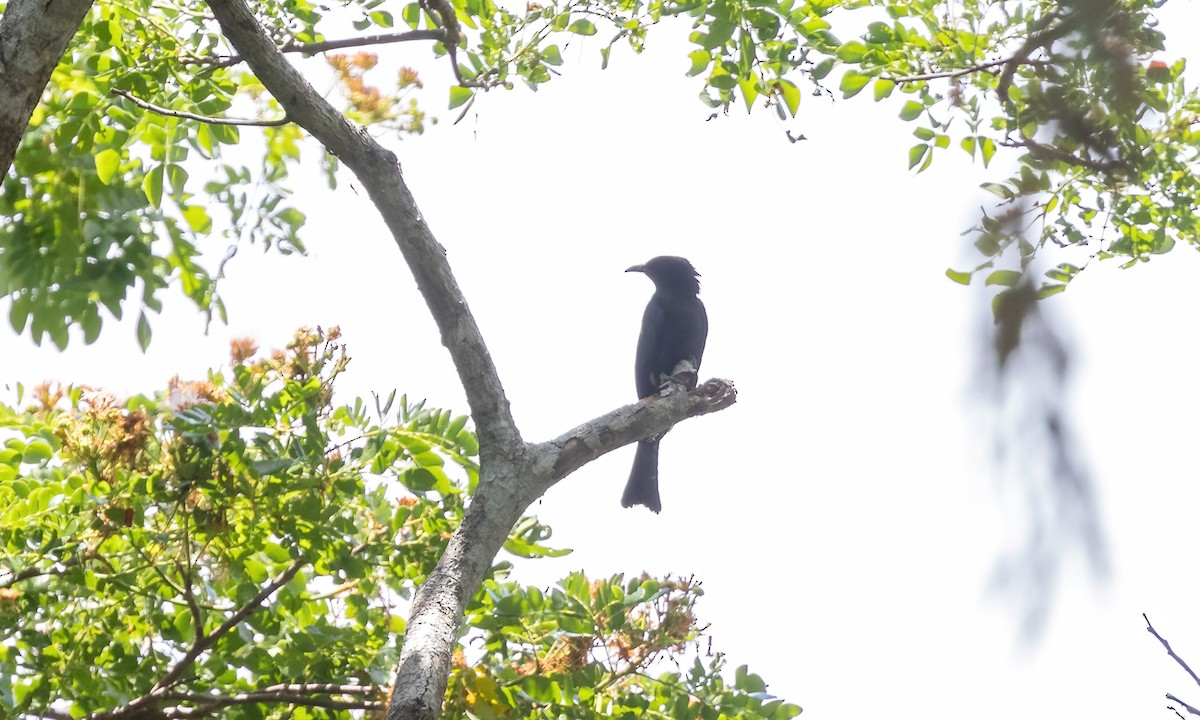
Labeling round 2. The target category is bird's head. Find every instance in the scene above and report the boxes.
[626,256,701,295]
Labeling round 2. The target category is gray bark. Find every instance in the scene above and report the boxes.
[201,2,739,718]
[0,0,95,177]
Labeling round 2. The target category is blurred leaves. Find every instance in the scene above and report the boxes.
[966,207,1108,637]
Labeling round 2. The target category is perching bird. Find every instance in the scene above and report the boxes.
[623,256,708,513]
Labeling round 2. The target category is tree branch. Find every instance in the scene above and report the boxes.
[1146,614,1200,688]
[995,13,1071,103]
[540,378,737,488]
[151,558,306,693]
[110,88,290,126]
[77,559,307,720]
[159,687,383,716]
[193,30,446,70]
[204,0,520,458]
[0,0,95,176]
[387,378,736,720]
[890,57,1012,84]
[200,5,737,720]
[0,553,82,589]
[1168,694,1200,718]
[999,137,1124,175]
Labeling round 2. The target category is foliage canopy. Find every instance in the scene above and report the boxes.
[0,329,795,719]
[2,0,1197,348]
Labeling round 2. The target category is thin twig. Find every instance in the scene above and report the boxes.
[159,688,382,715]
[193,29,447,70]
[110,88,290,127]
[0,553,81,589]
[282,30,445,56]
[1147,614,1200,688]
[1168,694,1200,718]
[176,560,204,642]
[891,57,1011,83]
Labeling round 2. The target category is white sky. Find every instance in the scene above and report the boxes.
[8,4,1200,718]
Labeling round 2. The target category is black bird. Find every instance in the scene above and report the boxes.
[623,256,708,513]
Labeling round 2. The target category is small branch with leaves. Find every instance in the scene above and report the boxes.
[110,88,290,126]
[75,559,307,720]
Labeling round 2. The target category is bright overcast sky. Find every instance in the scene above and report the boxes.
[8,4,1200,718]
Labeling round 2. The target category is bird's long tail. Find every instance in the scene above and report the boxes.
[622,440,661,513]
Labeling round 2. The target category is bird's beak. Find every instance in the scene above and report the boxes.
[626,264,646,273]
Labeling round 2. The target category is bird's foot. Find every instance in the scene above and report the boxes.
[658,359,699,393]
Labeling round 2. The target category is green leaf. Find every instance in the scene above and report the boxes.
[136,311,152,351]
[401,2,421,28]
[710,74,737,90]
[541,44,563,66]
[979,137,996,166]
[244,558,268,583]
[835,41,867,62]
[369,10,393,27]
[839,70,870,98]
[738,77,758,112]
[567,18,596,35]
[899,100,923,121]
[873,78,895,101]
[981,182,1013,199]
[1037,283,1067,298]
[945,268,972,285]
[182,206,212,233]
[687,49,712,76]
[738,29,755,75]
[907,144,928,170]
[985,269,1022,287]
[776,79,800,117]
[143,164,164,208]
[449,86,473,109]
[22,440,53,464]
[166,164,188,195]
[812,58,837,80]
[95,148,121,185]
[9,294,31,334]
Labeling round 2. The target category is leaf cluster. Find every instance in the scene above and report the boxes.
[0,328,795,720]
[448,572,801,719]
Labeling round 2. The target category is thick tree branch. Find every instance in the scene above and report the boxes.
[539,378,737,488]
[110,88,290,126]
[201,5,736,720]
[388,379,736,720]
[205,0,520,458]
[0,0,95,176]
